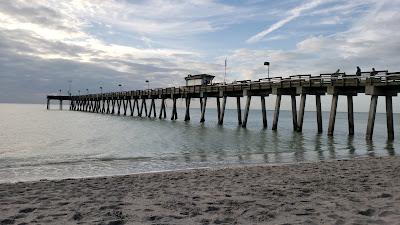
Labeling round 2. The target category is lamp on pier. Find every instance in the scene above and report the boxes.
[59,89,62,95]
[264,61,270,79]
[145,80,149,90]
[68,80,72,96]
[86,88,89,95]
[100,86,103,94]
[118,84,122,92]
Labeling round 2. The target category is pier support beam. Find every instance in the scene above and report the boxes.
[386,96,394,140]
[117,99,122,115]
[316,95,323,133]
[111,99,115,114]
[261,96,267,128]
[59,100,63,110]
[347,96,354,135]
[242,96,251,128]
[236,97,242,125]
[148,98,156,118]
[128,99,133,116]
[159,99,166,119]
[297,94,306,132]
[171,98,178,120]
[200,97,207,123]
[217,97,221,122]
[139,99,147,117]
[101,99,105,113]
[328,94,339,136]
[106,100,110,114]
[152,98,156,118]
[218,96,227,125]
[184,97,191,121]
[47,99,50,110]
[272,95,281,130]
[366,95,378,140]
[135,99,140,116]
[291,95,298,131]
[123,99,128,116]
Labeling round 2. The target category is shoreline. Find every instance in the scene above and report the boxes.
[1,156,399,224]
[1,155,376,185]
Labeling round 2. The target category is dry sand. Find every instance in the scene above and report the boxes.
[1,156,400,225]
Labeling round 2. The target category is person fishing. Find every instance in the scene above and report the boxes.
[370,68,378,76]
[356,66,361,77]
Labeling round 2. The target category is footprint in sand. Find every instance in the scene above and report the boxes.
[19,207,36,213]
[358,208,375,216]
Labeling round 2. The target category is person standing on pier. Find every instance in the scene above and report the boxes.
[356,66,361,77]
[370,68,378,76]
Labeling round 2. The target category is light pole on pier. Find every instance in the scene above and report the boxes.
[145,80,149,90]
[100,86,103,94]
[118,84,122,92]
[78,90,80,95]
[86,89,89,95]
[59,89,62,95]
[68,80,72,96]
[264,61,270,79]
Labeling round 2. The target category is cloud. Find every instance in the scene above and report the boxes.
[246,0,324,43]
[0,0,399,108]
[224,0,400,89]
[0,0,234,102]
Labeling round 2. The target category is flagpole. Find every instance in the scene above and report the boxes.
[224,58,227,84]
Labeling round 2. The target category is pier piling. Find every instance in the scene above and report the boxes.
[291,95,298,131]
[386,96,394,140]
[200,97,207,123]
[218,96,227,125]
[242,95,251,128]
[185,97,191,121]
[347,96,354,135]
[236,97,242,125]
[316,95,323,133]
[297,94,306,132]
[171,98,178,120]
[272,95,281,130]
[217,97,221,122]
[328,94,338,136]
[366,95,378,140]
[261,96,267,128]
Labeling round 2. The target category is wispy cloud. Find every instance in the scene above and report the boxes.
[246,0,323,43]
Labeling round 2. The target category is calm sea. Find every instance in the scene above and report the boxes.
[0,103,398,183]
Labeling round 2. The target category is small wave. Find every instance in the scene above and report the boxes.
[0,156,154,169]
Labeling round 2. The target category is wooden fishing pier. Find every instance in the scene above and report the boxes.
[47,70,400,140]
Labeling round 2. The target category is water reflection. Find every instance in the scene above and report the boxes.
[347,136,356,156]
[366,140,375,157]
[291,132,305,162]
[314,134,324,160]
[327,136,336,159]
[385,141,395,156]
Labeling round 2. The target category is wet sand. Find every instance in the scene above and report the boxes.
[1,156,400,225]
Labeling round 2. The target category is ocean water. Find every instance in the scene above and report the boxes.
[0,103,398,183]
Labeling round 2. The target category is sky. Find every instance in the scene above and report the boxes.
[0,0,400,111]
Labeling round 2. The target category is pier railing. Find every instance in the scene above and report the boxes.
[47,71,400,140]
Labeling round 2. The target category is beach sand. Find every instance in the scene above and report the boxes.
[1,156,400,225]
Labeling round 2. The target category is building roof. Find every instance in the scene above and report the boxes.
[185,74,215,80]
